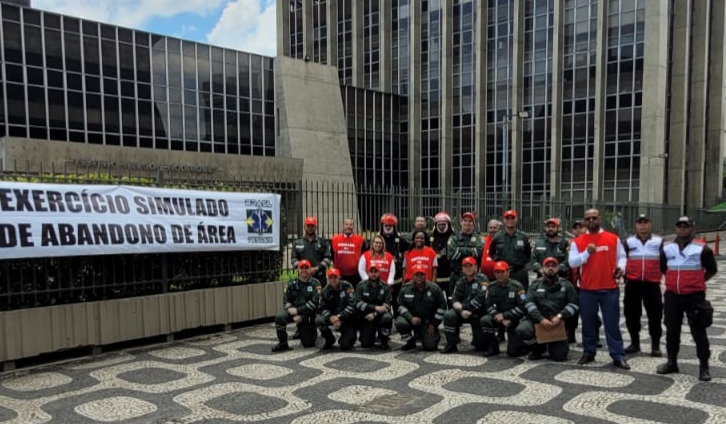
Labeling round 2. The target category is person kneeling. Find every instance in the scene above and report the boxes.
[316,268,358,351]
[272,260,322,352]
[480,261,527,357]
[395,264,448,351]
[516,257,579,361]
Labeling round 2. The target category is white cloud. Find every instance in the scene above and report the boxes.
[32,0,227,29]
[206,0,277,57]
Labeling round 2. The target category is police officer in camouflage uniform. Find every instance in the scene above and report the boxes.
[480,261,527,357]
[272,260,322,352]
[447,212,484,294]
[490,210,532,290]
[316,268,358,351]
[395,263,448,351]
[517,257,580,361]
[441,257,489,353]
[292,216,333,286]
[531,218,570,278]
[355,263,393,350]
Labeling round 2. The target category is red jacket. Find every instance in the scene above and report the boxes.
[569,230,625,291]
[663,239,707,294]
[404,246,438,282]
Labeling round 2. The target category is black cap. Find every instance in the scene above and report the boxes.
[675,216,694,227]
[636,214,650,222]
[571,220,582,228]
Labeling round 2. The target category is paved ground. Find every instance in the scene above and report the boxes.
[1,266,725,424]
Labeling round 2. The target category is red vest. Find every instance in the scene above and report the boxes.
[624,235,663,283]
[663,239,707,294]
[574,230,620,290]
[404,247,438,281]
[362,251,394,284]
[331,233,365,275]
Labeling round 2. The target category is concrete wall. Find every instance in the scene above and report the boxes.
[0,137,304,183]
[0,281,285,364]
[274,56,358,228]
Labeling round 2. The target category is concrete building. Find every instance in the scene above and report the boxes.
[277,0,726,213]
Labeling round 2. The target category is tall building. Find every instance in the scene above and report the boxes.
[278,0,726,212]
[0,2,276,157]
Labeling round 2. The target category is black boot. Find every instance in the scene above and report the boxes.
[440,342,458,354]
[624,342,641,354]
[320,331,336,351]
[699,355,711,381]
[292,328,301,339]
[656,360,679,375]
[650,341,662,357]
[272,330,290,352]
[379,337,390,350]
[527,344,546,360]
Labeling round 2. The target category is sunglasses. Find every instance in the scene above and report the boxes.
[299,266,310,269]
[583,217,599,221]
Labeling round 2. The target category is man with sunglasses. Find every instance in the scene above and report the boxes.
[569,209,629,370]
[272,260,322,352]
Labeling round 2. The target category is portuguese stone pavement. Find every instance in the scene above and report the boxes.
[1,263,725,424]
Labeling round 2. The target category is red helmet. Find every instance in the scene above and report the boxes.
[434,212,451,223]
[381,213,398,226]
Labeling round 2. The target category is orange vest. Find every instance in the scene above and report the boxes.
[404,247,438,281]
[624,235,663,283]
[331,233,365,275]
[574,231,620,290]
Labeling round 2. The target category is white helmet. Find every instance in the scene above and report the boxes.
[434,212,451,223]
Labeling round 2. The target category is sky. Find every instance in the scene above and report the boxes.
[31,0,277,57]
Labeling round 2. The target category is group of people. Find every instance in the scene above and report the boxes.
[276,208,718,382]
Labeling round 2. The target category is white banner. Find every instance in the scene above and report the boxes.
[0,181,281,259]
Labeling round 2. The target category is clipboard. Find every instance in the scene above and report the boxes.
[535,322,567,343]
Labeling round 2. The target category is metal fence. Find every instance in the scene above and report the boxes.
[1,163,723,311]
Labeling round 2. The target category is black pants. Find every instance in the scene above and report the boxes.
[664,291,710,361]
[275,312,317,347]
[358,313,393,347]
[510,268,530,292]
[623,280,663,344]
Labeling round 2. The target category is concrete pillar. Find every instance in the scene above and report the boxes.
[687,0,710,210]
[510,0,525,205]
[302,0,314,59]
[667,0,691,211]
[640,0,670,204]
[276,0,290,57]
[549,0,564,199]
[591,0,609,200]
[408,1,422,205]
[327,0,338,66]
[474,1,488,196]
[441,0,453,207]
[351,0,364,86]
[705,0,726,208]
[380,0,392,92]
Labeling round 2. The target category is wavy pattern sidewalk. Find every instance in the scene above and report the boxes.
[1,262,725,424]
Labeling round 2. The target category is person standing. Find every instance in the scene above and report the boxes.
[447,212,484,293]
[395,264,448,351]
[414,216,431,246]
[622,214,664,357]
[480,261,528,357]
[379,213,411,310]
[272,260,322,352]
[355,263,394,350]
[568,208,630,370]
[403,230,438,282]
[517,257,579,361]
[316,268,358,351]
[480,219,502,280]
[292,216,332,286]
[531,218,569,278]
[490,210,532,291]
[358,235,396,287]
[430,212,454,293]
[331,218,368,288]
[441,257,489,353]
[657,217,718,381]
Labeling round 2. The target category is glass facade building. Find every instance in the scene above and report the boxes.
[278,0,726,211]
[0,2,276,157]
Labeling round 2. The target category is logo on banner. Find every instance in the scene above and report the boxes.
[246,208,274,235]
